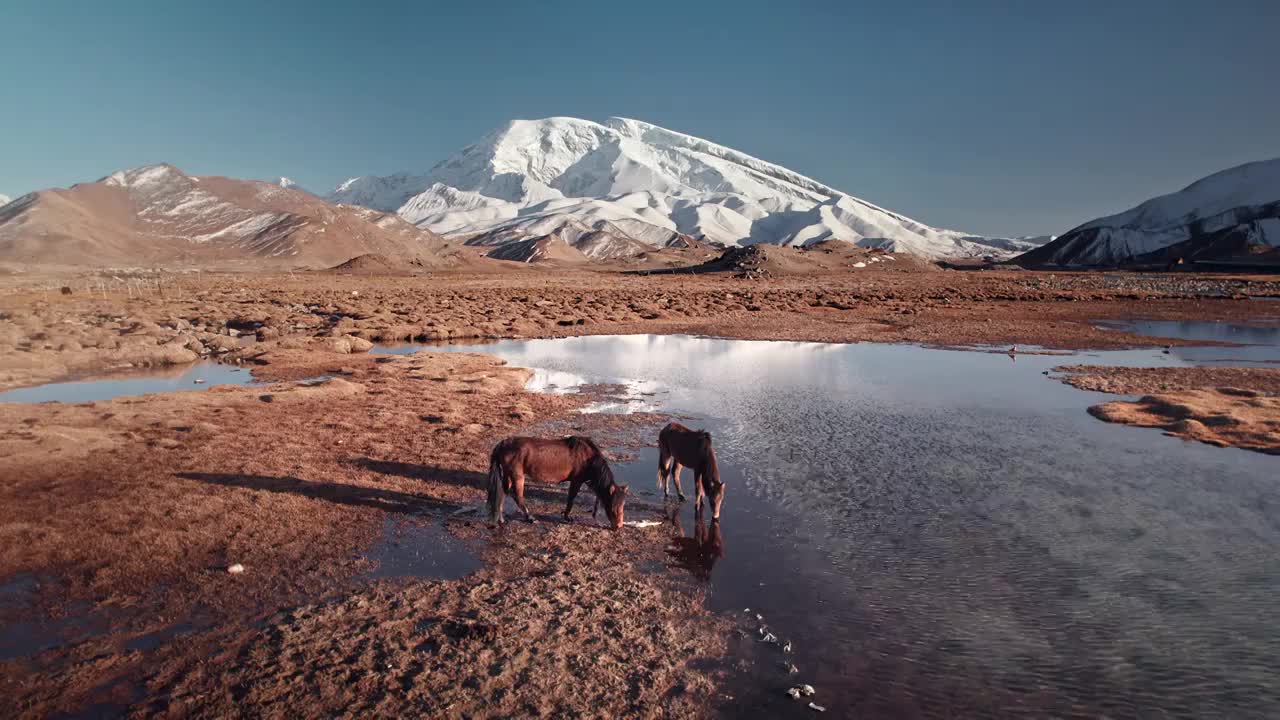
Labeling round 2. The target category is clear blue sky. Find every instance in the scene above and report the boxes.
[2,0,1277,236]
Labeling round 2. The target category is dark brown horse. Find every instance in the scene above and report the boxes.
[657,422,725,519]
[487,436,628,529]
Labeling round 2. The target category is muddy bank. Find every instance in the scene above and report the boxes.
[1054,365,1280,454]
[3,270,1280,391]
[0,348,724,718]
[136,521,729,718]
[1055,365,1280,395]
[1088,389,1280,455]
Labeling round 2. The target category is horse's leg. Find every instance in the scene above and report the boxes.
[694,468,707,515]
[564,476,584,521]
[491,464,506,526]
[672,462,686,501]
[657,445,671,497]
[512,468,537,524]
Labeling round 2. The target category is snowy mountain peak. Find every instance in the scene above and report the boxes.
[0,194,10,208]
[1019,158,1280,267]
[329,116,1045,259]
[277,177,298,189]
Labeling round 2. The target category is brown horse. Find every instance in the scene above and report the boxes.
[487,436,628,529]
[657,422,725,519]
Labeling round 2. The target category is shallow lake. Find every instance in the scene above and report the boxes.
[0,363,257,404]
[432,335,1279,719]
[1095,319,1280,365]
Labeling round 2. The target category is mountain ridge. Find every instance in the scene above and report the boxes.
[0,164,455,269]
[1017,158,1280,267]
[329,116,1047,260]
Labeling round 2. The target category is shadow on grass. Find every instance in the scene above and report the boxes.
[176,472,464,515]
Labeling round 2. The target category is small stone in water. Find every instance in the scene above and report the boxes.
[193,378,206,384]
[227,563,245,574]
[786,662,799,674]
[761,632,778,643]
[801,684,816,696]
[755,613,763,621]
[782,640,793,653]
[808,702,826,712]
[787,688,802,700]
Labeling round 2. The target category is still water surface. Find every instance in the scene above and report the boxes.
[433,335,1279,719]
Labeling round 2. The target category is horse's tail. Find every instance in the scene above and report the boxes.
[487,442,507,524]
[657,433,671,492]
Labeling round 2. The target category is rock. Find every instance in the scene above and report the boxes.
[808,702,826,712]
[204,335,241,354]
[256,327,280,341]
[787,688,802,700]
[801,684,816,696]
[227,563,245,574]
[323,337,353,354]
[346,335,374,353]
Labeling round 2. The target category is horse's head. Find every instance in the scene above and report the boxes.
[703,444,726,520]
[706,479,725,520]
[586,454,628,529]
[607,483,629,530]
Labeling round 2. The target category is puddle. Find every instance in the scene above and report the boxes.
[436,334,1280,719]
[1096,319,1280,364]
[374,341,661,413]
[363,516,481,581]
[0,363,258,404]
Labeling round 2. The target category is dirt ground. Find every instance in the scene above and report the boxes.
[0,349,726,718]
[2,267,1279,718]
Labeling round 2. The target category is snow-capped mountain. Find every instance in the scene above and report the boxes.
[1018,159,1280,267]
[0,164,451,268]
[0,194,10,207]
[330,117,1042,260]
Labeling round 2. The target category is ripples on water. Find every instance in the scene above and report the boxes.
[426,336,1280,718]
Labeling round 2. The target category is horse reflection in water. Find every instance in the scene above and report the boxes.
[666,503,724,580]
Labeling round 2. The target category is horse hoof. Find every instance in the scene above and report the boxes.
[677,495,686,502]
